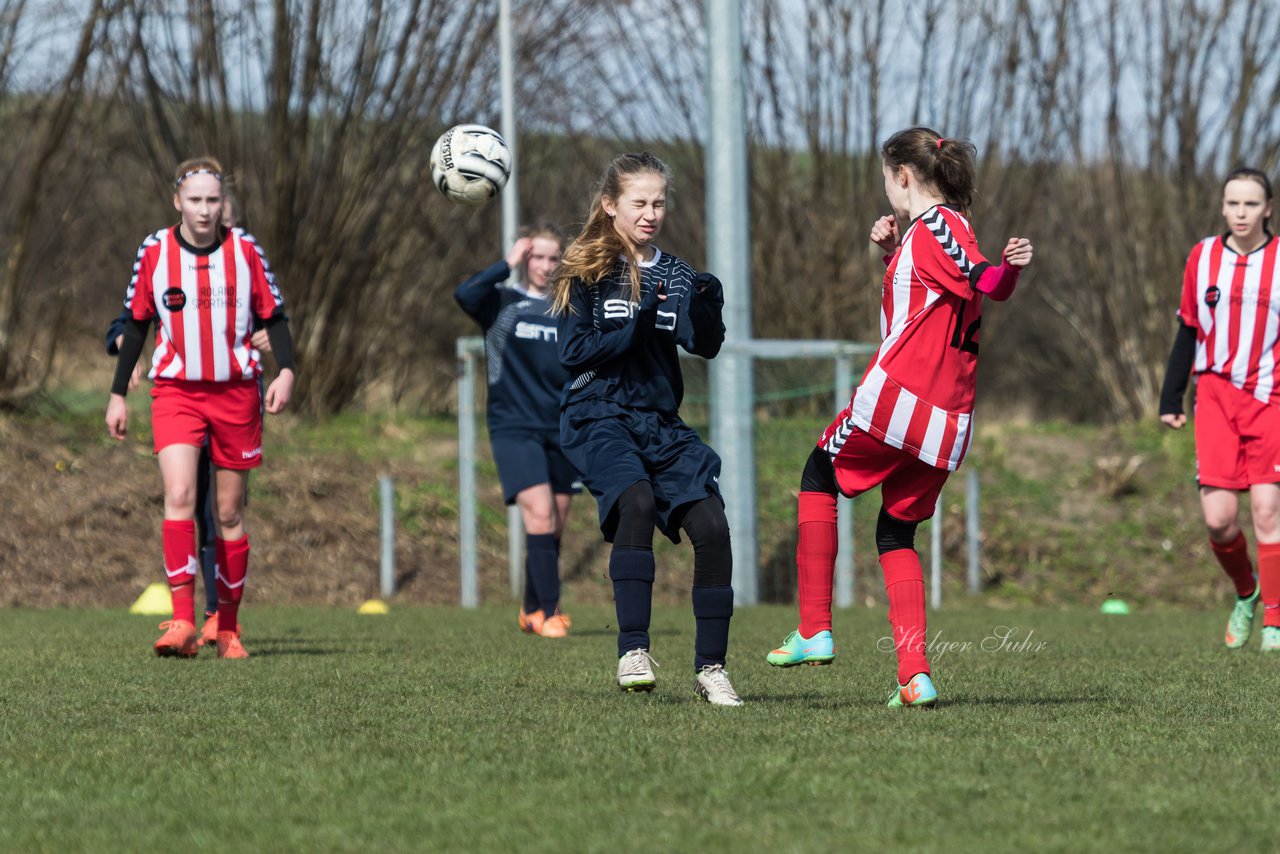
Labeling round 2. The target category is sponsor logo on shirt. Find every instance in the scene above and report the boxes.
[604,298,637,319]
[163,287,186,311]
[242,447,262,460]
[514,321,557,341]
[1204,285,1220,307]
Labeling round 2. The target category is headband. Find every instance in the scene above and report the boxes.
[175,168,223,188]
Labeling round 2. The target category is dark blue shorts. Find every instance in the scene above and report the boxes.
[490,431,582,505]
[560,399,722,543]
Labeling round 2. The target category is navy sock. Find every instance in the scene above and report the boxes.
[610,547,655,656]
[522,535,539,614]
[199,544,218,615]
[692,585,734,670]
[527,533,559,616]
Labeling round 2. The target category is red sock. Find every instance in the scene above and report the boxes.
[880,548,929,684]
[216,535,250,634]
[797,491,838,637]
[1259,542,1280,628]
[162,520,198,624]
[1210,532,1256,598]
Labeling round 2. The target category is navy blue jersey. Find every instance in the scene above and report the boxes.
[558,248,724,415]
[455,260,569,436]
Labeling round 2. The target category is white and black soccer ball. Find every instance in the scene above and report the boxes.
[429,124,511,206]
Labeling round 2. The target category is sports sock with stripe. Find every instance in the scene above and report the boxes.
[162,519,197,624]
[215,535,249,634]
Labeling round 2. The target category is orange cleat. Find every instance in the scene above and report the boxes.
[518,608,545,634]
[153,620,199,658]
[216,631,250,660]
[198,613,242,648]
[538,612,571,638]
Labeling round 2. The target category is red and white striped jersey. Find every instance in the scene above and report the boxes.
[827,205,988,471]
[1179,234,1280,406]
[124,226,285,382]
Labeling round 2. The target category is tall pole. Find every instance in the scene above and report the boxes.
[707,0,757,605]
[499,0,524,598]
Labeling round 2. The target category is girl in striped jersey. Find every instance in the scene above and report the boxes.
[454,224,580,638]
[1160,167,1280,652]
[105,156,296,660]
[767,127,1033,708]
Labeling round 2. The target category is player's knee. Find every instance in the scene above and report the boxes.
[164,484,197,515]
[1204,516,1239,542]
[683,498,730,550]
[875,506,919,555]
[799,446,839,496]
[612,481,657,549]
[216,504,244,532]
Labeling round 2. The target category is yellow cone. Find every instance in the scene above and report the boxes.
[357,599,390,615]
[129,582,172,615]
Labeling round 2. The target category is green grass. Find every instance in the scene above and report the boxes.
[3,605,1277,852]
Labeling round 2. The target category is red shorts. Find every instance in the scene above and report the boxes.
[823,426,950,522]
[150,379,263,470]
[1194,372,1280,489]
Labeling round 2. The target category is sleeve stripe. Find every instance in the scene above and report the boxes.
[123,230,163,310]
[921,208,975,278]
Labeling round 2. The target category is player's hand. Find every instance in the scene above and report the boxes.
[106,394,128,440]
[265,369,294,414]
[250,328,271,351]
[692,272,723,302]
[505,237,533,269]
[870,216,899,254]
[1160,413,1186,430]
[1003,237,1033,268]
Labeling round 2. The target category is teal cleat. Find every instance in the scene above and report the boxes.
[1225,588,1260,649]
[887,673,938,708]
[766,629,835,667]
[1261,626,1280,652]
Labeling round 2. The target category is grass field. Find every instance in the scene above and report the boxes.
[2,604,1277,852]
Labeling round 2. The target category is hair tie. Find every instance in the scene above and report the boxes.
[936,137,946,149]
[175,168,223,188]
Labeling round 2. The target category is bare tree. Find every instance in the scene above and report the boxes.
[0,0,122,406]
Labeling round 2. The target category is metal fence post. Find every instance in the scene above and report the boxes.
[966,468,981,595]
[457,338,479,608]
[834,350,854,608]
[379,476,395,598]
[930,493,943,610]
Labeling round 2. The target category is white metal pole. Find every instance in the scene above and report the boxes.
[379,476,395,598]
[707,0,758,605]
[834,352,854,608]
[458,339,479,608]
[499,0,524,600]
[966,468,980,594]
[930,494,943,610]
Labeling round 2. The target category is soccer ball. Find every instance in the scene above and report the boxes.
[429,124,511,206]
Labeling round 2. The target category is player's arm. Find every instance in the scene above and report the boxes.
[454,260,511,328]
[106,317,149,439]
[1158,319,1196,429]
[557,281,661,371]
[973,237,1033,302]
[682,272,725,359]
[261,312,295,414]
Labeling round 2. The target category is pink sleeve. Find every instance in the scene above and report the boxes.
[974,261,1021,301]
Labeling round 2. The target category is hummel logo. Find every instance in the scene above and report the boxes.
[165,555,199,579]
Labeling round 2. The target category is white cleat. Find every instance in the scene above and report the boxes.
[617,649,658,692]
[693,664,743,706]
